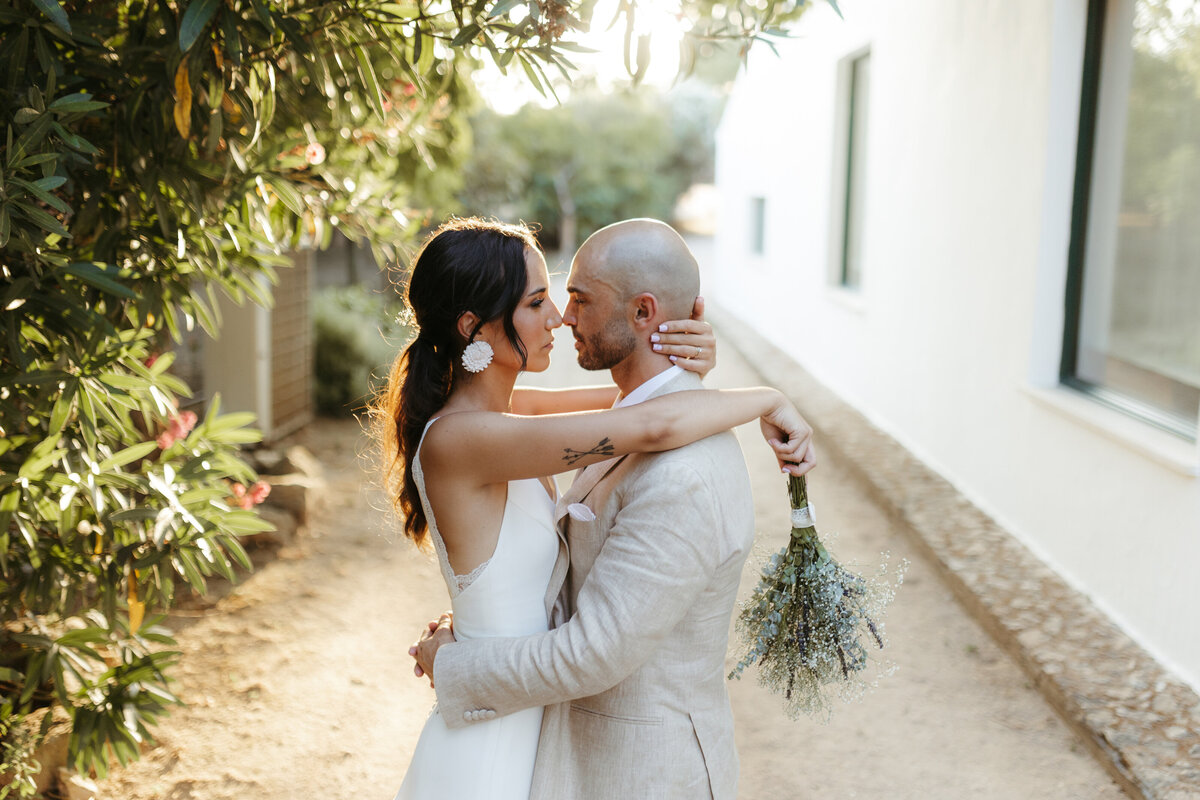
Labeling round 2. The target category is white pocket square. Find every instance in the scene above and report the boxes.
[566,503,597,522]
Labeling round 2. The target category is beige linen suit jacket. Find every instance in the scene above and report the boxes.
[432,370,756,799]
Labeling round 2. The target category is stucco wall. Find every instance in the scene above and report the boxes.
[713,0,1200,690]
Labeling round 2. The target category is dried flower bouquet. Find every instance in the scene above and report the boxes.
[729,474,904,719]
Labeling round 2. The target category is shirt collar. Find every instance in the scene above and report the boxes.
[615,365,685,408]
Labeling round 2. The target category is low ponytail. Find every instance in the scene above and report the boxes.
[369,217,539,547]
[373,334,452,547]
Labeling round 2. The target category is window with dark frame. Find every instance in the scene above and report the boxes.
[840,51,871,289]
[1062,0,1200,440]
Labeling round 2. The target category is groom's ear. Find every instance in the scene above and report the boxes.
[630,292,659,330]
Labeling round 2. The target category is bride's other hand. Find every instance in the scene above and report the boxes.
[409,611,452,686]
[651,296,716,378]
[410,612,454,687]
[759,396,817,476]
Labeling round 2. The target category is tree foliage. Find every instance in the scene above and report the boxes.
[0,0,819,783]
[459,81,726,248]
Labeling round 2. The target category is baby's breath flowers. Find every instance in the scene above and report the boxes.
[729,474,905,719]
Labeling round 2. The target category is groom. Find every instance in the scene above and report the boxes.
[413,219,813,798]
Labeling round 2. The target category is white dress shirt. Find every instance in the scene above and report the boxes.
[614,365,684,408]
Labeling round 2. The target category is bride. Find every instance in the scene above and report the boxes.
[372,218,813,799]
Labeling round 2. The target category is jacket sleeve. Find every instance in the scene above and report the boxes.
[432,459,724,729]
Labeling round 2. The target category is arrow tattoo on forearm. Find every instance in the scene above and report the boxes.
[563,437,615,466]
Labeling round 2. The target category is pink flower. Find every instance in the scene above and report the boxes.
[249,481,271,505]
[304,142,326,165]
[156,410,198,449]
[230,480,270,510]
[402,82,417,97]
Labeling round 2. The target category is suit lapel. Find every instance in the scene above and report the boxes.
[545,370,704,622]
[554,455,629,525]
[553,370,703,525]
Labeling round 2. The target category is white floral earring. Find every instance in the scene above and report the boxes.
[461,340,494,373]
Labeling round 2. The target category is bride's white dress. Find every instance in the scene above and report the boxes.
[394,420,558,799]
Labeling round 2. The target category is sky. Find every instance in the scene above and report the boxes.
[473,0,689,114]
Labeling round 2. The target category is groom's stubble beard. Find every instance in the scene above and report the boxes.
[575,313,638,371]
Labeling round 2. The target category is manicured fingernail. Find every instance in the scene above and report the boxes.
[653,343,662,351]
[658,324,668,332]
[650,333,660,342]
[669,355,677,362]
[781,468,789,474]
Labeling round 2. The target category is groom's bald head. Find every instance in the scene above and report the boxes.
[574,219,699,318]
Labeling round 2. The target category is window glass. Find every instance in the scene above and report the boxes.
[1071,0,1199,437]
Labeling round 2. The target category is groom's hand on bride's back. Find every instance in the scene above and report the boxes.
[409,612,455,687]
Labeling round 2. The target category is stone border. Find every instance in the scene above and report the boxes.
[711,306,1200,800]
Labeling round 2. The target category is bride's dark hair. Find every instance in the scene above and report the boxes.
[371,217,540,547]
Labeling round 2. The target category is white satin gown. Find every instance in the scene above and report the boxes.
[394,420,559,799]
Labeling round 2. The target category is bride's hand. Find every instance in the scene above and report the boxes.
[652,296,717,378]
[410,611,453,686]
[760,395,816,476]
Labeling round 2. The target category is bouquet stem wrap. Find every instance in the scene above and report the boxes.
[729,474,902,719]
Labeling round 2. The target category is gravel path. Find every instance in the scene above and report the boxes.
[96,315,1126,799]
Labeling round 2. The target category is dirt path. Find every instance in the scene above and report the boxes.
[97,319,1125,799]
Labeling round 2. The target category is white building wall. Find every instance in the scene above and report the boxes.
[714,0,1200,690]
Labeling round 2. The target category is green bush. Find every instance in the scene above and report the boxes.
[314,286,411,416]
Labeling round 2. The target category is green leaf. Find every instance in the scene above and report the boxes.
[14,107,40,124]
[221,10,243,64]
[51,122,99,154]
[416,31,435,74]
[218,511,275,534]
[451,23,481,46]
[249,0,275,31]
[48,93,109,113]
[18,447,59,479]
[488,0,523,18]
[202,411,258,435]
[353,45,385,119]
[33,175,66,191]
[263,174,304,216]
[273,13,309,56]
[98,372,148,391]
[223,535,253,570]
[12,152,58,170]
[10,177,70,213]
[48,383,73,433]
[179,0,221,52]
[11,200,67,236]
[99,441,158,472]
[65,262,137,299]
[518,54,546,97]
[11,113,53,164]
[30,0,70,34]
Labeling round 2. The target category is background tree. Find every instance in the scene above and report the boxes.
[459,80,727,250]
[0,0,819,787]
